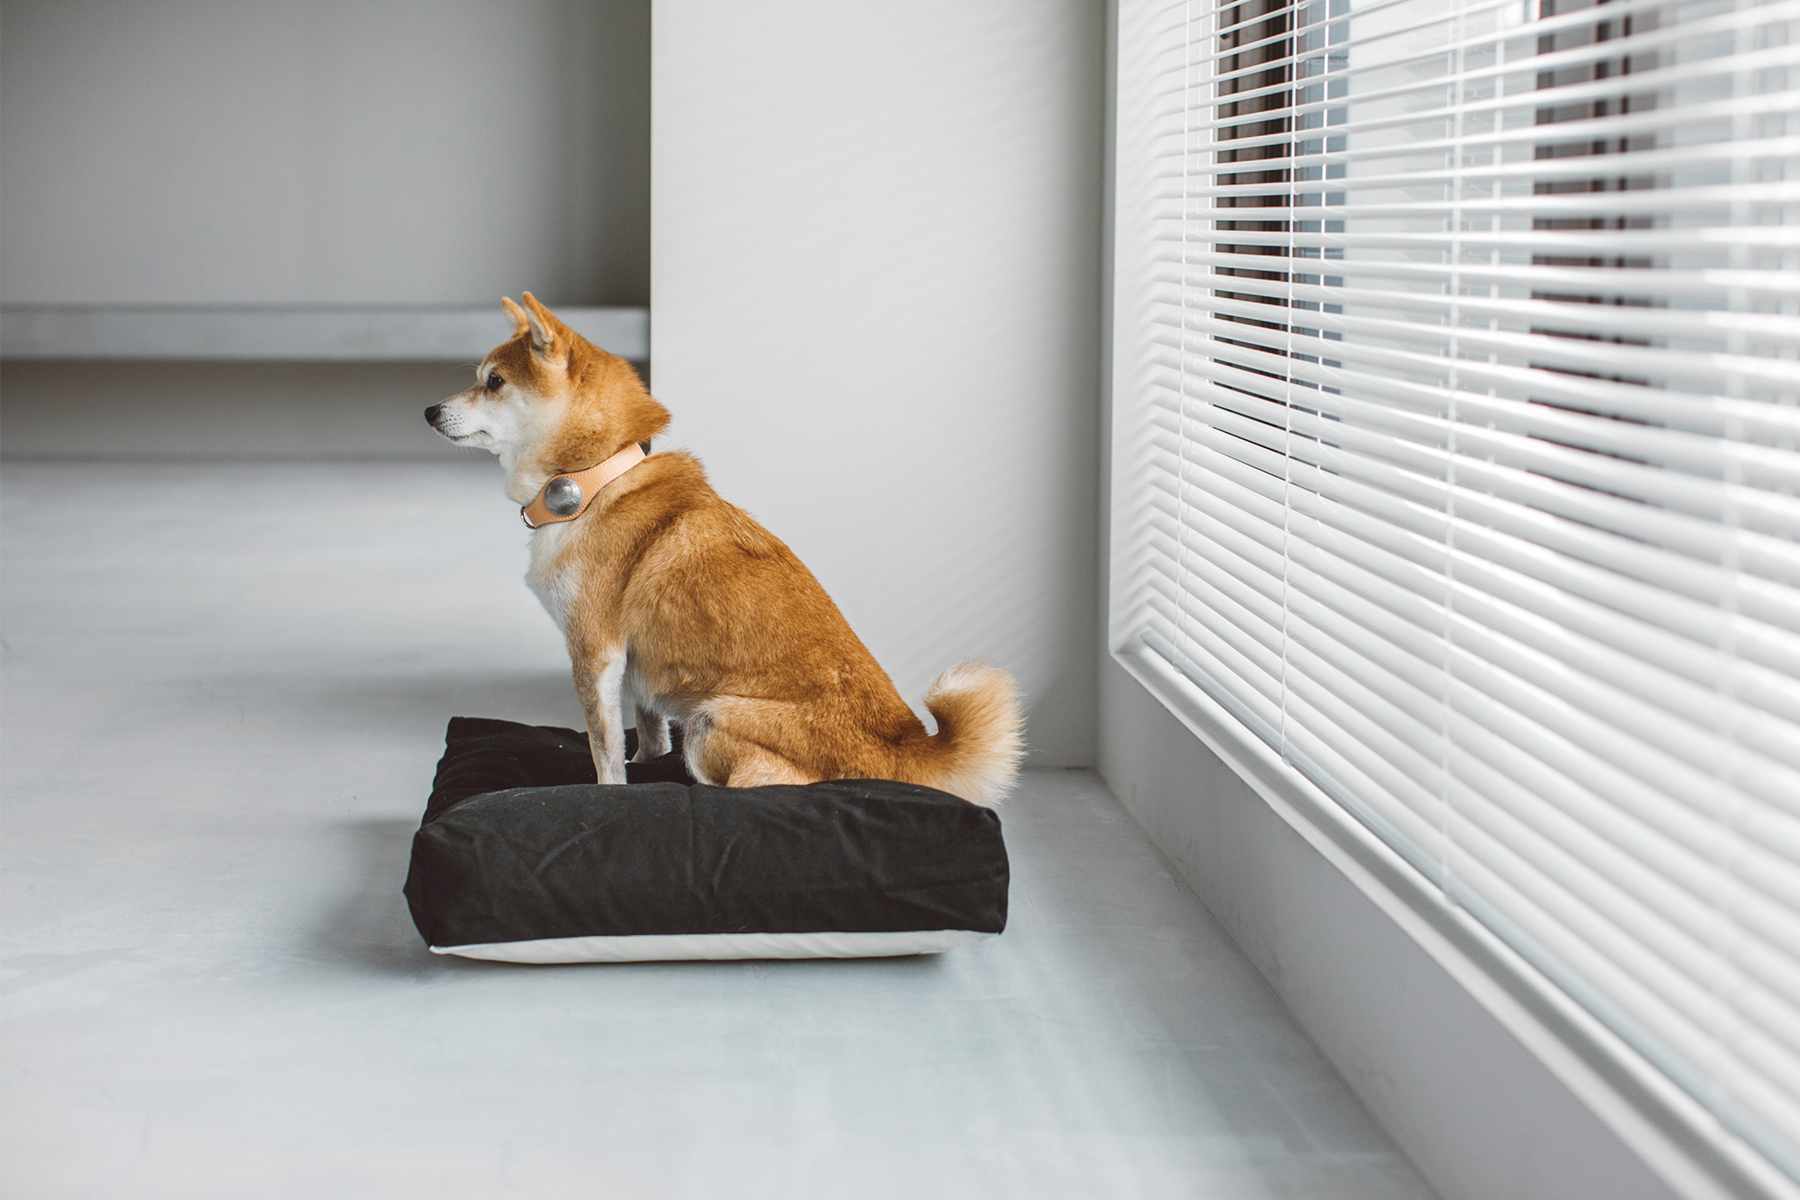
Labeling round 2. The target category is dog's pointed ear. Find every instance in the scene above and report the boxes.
[501,296,530,337]
[520,292,564,359]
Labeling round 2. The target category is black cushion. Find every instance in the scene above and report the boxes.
[419,716,696,825]
[403,717,1010,962]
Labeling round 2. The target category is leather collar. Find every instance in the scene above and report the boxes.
[520,443,647,529]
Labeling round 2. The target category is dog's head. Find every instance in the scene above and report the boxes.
[425,293,669,481]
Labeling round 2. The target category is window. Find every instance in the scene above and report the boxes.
[1112,0,1800,1183]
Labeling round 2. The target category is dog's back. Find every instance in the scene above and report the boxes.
[561,450,1025,804]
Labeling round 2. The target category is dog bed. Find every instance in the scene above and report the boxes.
[403,717,1010,963]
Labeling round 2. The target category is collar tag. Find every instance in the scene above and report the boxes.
[521,443,647,529]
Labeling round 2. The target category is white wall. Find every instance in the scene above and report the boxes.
[0,0,649,307]
[650,1,1105,766]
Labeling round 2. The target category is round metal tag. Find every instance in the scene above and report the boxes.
[544,476,584,517]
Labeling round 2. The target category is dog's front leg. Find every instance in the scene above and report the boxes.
[572,645,629,785]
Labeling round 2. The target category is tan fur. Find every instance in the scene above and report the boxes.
[428,294,1025,805]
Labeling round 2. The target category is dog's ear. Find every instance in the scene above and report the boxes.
[520,292,565,360]
[501,296,530,337]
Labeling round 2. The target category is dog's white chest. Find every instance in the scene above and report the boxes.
[525,524,583,631]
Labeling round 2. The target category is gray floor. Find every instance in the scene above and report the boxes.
[1,461,1436,1199]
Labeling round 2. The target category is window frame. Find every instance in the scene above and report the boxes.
[1101,2,1800,1196]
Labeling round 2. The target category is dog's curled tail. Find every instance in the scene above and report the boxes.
[916,660,1026,806]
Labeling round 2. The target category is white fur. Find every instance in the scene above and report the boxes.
[525,522,583,630]
[429,359,564,505]
[428,364,533,454]
[587,654,629,784]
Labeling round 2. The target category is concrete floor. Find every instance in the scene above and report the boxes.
[1,461,1436,1199]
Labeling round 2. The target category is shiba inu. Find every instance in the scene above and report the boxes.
[425,294,1024,804]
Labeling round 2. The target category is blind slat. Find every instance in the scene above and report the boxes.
[1117,0,1800,1178]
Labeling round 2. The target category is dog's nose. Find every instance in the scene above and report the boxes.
[424,405,442,425]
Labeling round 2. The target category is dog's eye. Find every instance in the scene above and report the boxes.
[486,372,503,392]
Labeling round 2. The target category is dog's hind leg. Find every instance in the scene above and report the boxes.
[634,706,671,761]
[683,714,812,788]
[681,708,724,785]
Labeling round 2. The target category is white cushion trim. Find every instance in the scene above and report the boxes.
[430,928,994,964]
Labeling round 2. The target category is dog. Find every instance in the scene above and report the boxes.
[425,294,1025,804]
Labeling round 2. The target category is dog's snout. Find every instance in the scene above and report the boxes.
[424,404,442,426]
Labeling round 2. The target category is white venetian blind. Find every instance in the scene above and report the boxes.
[1112,0,1800,1182]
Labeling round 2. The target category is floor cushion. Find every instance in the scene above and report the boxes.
[404,717,1010,963]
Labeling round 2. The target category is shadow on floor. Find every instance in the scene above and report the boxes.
[322,817,443,975]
